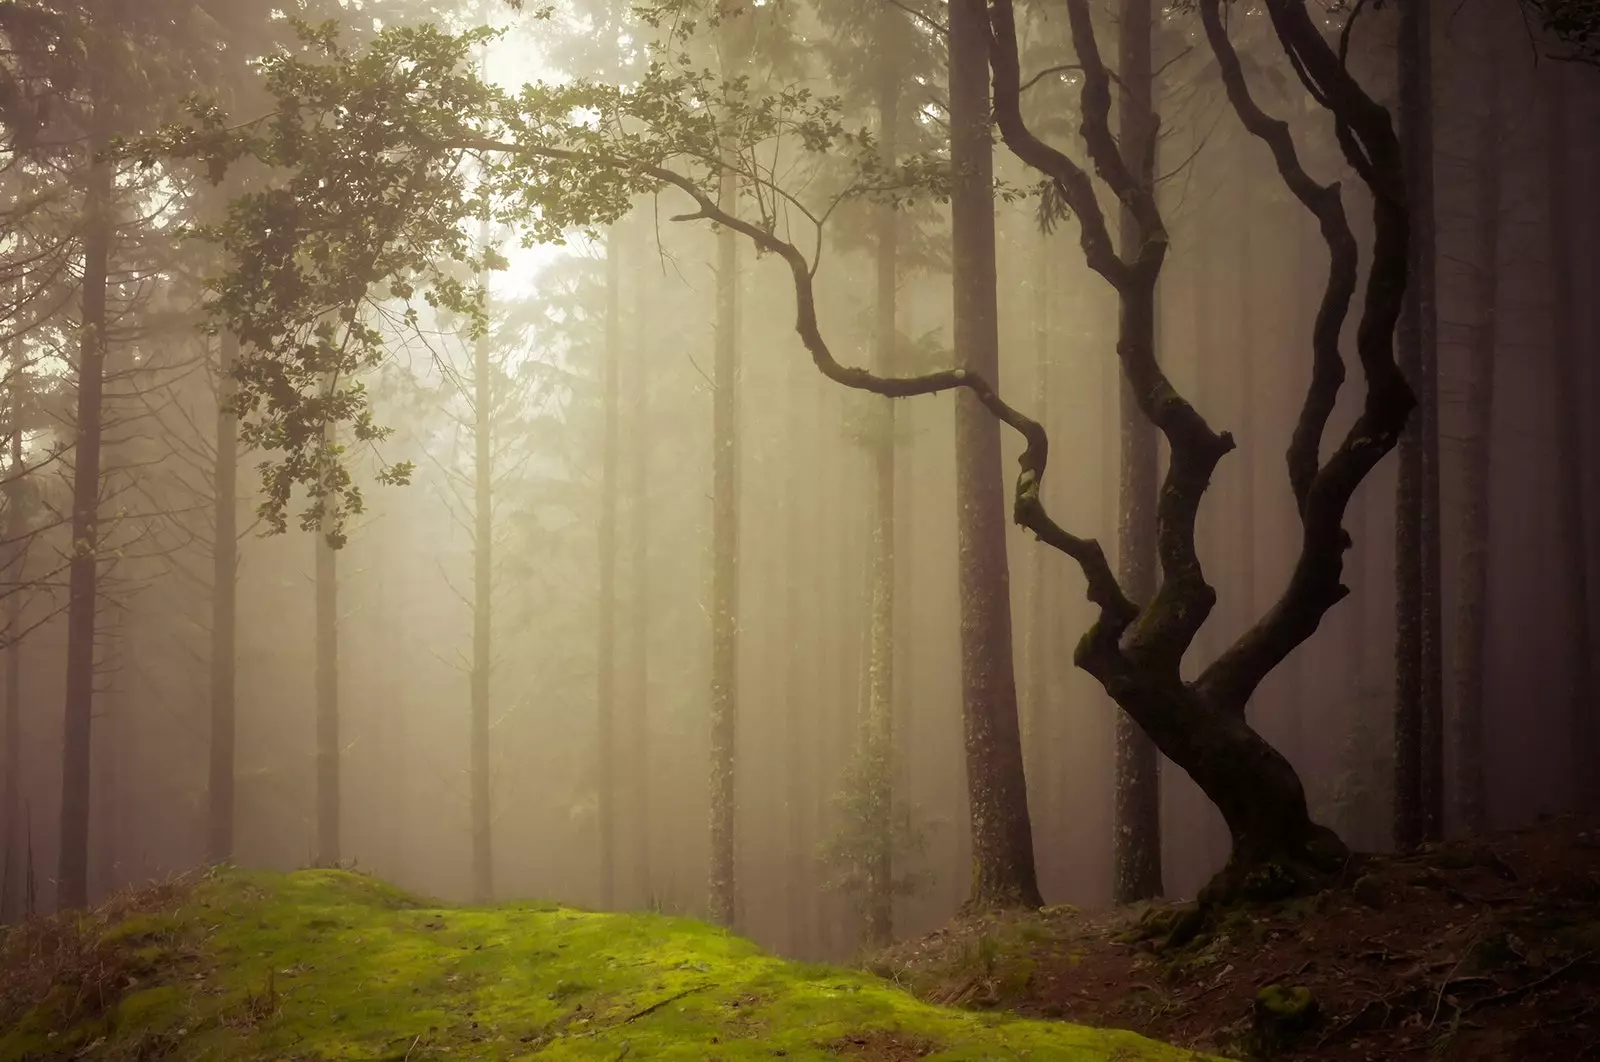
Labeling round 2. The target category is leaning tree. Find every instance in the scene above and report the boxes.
[152,0,1413,911]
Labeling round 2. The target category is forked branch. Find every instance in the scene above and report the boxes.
[1195,0,1415,712]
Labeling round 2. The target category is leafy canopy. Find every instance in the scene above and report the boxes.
[145,16,911,543]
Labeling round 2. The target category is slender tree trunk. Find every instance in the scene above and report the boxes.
[207,332,239,864]
[708,164,742,928]
[1454,34,1499,836]
[783,355,811,955]
[315,417,340,868]
[1235,190,1257,703]
[857,33,902,949]
[625,229,651,906]
[1394,0,1443,850]
[948,0,1041,911]
[2,341,24,922]
[471,268,495,904]
[1113,0,1163,905]
[1546,67,1596,818]
[57,67,112,911]
[1024,233,1052,834]
[598,227,621,911]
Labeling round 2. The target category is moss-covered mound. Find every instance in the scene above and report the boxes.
[0,868,1217,1061]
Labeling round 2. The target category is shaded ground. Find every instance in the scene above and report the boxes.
[873,818,1600,1061]
[0,867,1216,1061]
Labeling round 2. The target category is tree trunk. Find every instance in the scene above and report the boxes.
[1453,30,1499,836]
[3,370,24,921]
[1024,232,1053,841]
[57,67,112,911]
[857,29,902,949]
[315,417,340,868]
[1546,66,1596,818]
[207,332,240,864]
[471,265,495,904]
[1113,0,1163,905]
[625,226,651,907]
[598,227,620,911]
[1393,0,1443,850]
[708,163,741,928]
[948,0,1042,911]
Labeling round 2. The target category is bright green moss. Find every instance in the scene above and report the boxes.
[1,869,1223,1061]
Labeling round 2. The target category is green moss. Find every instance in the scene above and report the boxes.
[1,869,1220,1062]
[1254,985,1312,1018]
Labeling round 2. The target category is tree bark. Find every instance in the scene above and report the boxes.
[1393,0,1444,850]
[949,0,1042,912]
[1546,66,1596,818]
[1113,0,1163,906]
[1453,28,1500,836]
[57,57,112,911]
[315,415,340,868]
[598,226,620,911]
[207,332,240,864]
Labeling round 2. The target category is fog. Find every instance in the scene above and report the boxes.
[2,0,1597,964]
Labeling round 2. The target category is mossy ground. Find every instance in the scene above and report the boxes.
[0,869,1215,1062]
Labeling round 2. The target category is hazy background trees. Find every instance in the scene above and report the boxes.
[0,0,1595,968]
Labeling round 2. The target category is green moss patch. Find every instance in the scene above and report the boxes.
[1,869,1216,1061]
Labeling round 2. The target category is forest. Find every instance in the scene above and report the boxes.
[0,0,1598,1059]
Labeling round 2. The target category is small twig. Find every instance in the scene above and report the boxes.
[618,983,710,1025]
[403,1033,421,1061]
[1466,952,1596,1012]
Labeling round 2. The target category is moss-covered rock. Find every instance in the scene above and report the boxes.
[1250,984,1319,1057]
[1,869,1221,1061]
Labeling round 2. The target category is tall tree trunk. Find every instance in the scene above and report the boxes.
[1453,31,1499,836]
[57,60,112,911]
[708,164,742,928]
[858,28,901,949]
[2,347,25,922]
[315,418,340,868]
[948,0,1041,911]
[1546,67,1596,818]
[1394,0,1443,850]
[625,228,651,906]
[1024,233,1052,844]
[471,268,495,904]
[783,354,811,954]
[207,332,239,864]
[1113,0,1163,905]
[598,227,620,911]
[1234,183,1257,716]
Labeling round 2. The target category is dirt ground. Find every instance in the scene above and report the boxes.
[873,817,1600,1060]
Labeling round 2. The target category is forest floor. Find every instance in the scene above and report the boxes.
[873,817,1600,1061]
[0,866,1217,1061]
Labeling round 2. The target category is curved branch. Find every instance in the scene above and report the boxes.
[1198,0,1356,514]
[988,0,1231,668]
[469,136,1137,627]
[1195,0,1415,713]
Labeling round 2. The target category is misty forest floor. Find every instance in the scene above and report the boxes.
[874,817,1600,1061]
[0,868,1217,1062]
